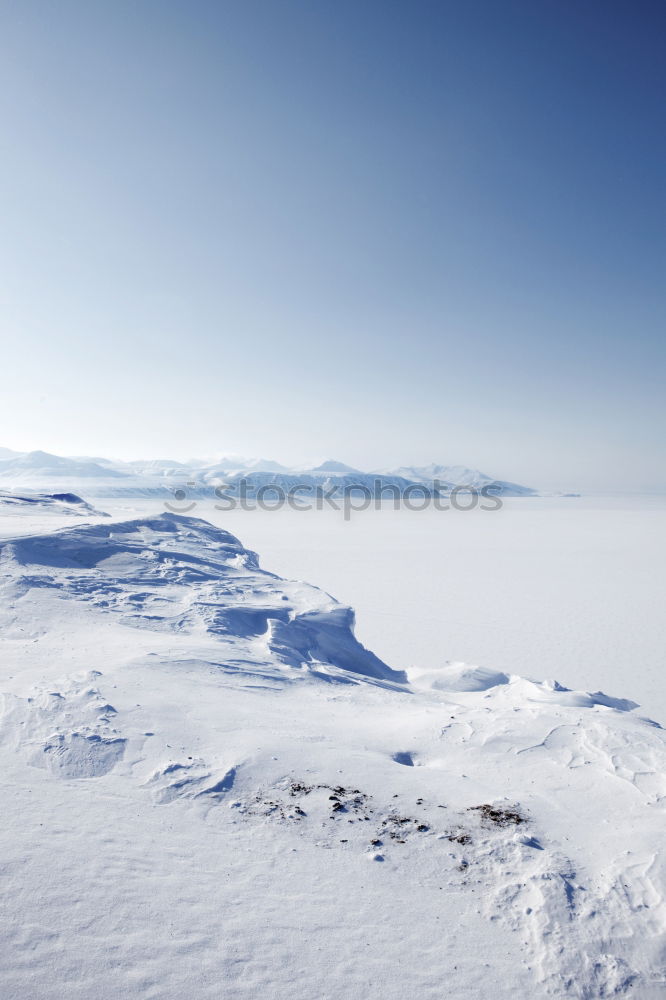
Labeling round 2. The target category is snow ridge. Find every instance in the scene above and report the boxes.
[0,513,404,685]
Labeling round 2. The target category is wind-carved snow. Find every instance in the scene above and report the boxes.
[0,489,108,517]
[0,514,664,999]
[0,513,403,685]
[0,671,126,779]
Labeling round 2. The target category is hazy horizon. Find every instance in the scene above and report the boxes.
[3,442,666,494]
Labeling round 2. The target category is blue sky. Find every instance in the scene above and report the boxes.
[1,0,664,490]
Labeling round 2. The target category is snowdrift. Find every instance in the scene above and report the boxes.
[0,513,404,685]
[0,514,664,999]
[0,489,109,517]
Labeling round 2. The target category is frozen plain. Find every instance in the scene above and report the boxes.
[1,494,665,999]
[106,494,666,721]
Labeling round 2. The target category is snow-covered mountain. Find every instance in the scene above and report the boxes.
[244,457,293,473]
[202,461,534,498]
[306,460,363,475]
[376,463,535,495]
[204,469,419,499]
[0,449,537,497]
[0,512,663,998]
[122,458,195,477]
[0,450,129,480]
[200,456,292,476]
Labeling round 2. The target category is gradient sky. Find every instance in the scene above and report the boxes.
[1,0,664,490]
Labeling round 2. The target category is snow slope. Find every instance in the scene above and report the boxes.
[204,469,422,499]
[0,450,129,480]
[0,490,109,517]
[377,463,535,495]
[0,513,664,998]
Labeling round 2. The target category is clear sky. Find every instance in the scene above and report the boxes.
[1,0,664,490]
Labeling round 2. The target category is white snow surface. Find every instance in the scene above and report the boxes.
[0,511,665,998]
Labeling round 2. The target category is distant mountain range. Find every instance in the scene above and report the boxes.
[0,449,537,497]
[0,450,129,479]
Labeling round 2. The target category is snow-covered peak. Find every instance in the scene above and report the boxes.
[305,460,363,475]
[243,458,293,473]
[376,463,535,494]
